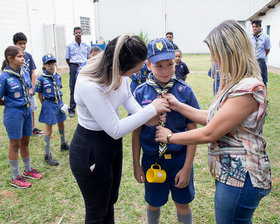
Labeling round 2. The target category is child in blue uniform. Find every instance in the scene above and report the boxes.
[0,46,42,189]
[130,60,151,94]
[35,54,69,166]
[132,38,199,224]
[175,49,190,81]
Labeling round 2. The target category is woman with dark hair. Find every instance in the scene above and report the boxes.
[70,35,170,223]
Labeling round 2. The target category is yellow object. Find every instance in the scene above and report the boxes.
[164,154,172,159]
[146,164,166,183]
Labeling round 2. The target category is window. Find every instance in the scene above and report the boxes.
[80,17,91,35]
[267,25,270,36]
[237,20,246,28]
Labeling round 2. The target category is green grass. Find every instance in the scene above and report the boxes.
[0,54,279,223]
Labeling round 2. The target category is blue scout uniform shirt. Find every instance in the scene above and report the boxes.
[175,61,189,80]
[134,74,200,156]
[65,41,90,64]
[35,70,63,102]
[0,65,32,107]
[130,62,151,93]
[250,32,271,60]
[22,51,36,79]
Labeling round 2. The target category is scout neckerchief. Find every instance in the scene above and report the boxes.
[42,71,61,104]
[3,67,30,107]
[147,73,177,157]
[254,31,262,56]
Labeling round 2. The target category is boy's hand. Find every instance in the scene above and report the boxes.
[174,168,191,189]
[29,88,34,96]
[163,93,181,111]
[133,164,145,183]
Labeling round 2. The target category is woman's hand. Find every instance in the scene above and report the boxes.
[155,126,172,144]
[162,93,181,111]
[151,98,171,114]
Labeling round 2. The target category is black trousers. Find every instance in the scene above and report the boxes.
[257,59,268,87]
[69,63,79,113]
[70,124,123,224]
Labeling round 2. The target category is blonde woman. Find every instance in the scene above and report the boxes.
[70,35,170,224]
[155,20,271,223]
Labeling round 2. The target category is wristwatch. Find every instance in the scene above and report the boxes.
[167,133,173,144]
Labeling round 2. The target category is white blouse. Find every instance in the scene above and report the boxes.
[74,76,157,139]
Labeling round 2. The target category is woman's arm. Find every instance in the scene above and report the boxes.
[156,94,258,146]
[163,93,208,125]
[76,78,169,140]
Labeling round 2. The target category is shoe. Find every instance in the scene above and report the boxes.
[23,168,42,179]
[33,128,44,136]
[61,142,69,151]
[11,175,32,189]
[45,154,59,166]
[69,112,75,118]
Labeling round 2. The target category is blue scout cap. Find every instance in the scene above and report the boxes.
[42,54,56,64]
[147,38,175,63]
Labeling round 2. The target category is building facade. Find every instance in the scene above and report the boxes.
[0,0,96,69]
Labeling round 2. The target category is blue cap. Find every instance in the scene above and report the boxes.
[42,54,56,64]
[147,38,175,63]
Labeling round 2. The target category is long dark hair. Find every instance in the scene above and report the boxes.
[1,46,24,71]
[80,35,147,91]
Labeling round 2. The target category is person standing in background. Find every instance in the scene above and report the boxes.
[250,19,271,88]
[166,32,179,50]
[65,27,90,117]
[13,32,44,136]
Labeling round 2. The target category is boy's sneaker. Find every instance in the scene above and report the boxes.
[61,142,69,151]
[45,154,59,166]
[23,168,42,179]
[11,175,32,189]
[33,128,44,136]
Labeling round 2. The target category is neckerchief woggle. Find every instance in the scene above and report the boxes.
[147,73,177,157]
[42,71,61,104]
[3,68,30,107]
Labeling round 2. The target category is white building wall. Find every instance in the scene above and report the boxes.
[256,3,280,68]
[0,0,96,70]
[245,2,280,68]
[97,0,252,54]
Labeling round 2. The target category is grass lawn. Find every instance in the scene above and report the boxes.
[0,54,279,223]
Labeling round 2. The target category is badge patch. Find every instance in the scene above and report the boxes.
[14,92,20,98]
[156,42,163,51]
[177,85,184,92]
[46,88,52,93]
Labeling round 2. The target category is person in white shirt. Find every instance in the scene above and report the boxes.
[69,35,170,224]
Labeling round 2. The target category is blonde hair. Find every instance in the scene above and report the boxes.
[204,20,261,94]
[80,35,147,92]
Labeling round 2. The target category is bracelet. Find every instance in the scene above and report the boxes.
[167,133,173,144]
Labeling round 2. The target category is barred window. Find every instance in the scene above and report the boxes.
[80,17,91,35]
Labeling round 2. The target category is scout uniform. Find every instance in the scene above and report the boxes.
[0,65,33,139]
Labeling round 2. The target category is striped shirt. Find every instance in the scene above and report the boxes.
[207,78,271,189]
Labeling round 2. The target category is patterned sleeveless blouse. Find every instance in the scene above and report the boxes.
[207,78,271,189]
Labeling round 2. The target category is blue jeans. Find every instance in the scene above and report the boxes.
[215,173,271,224]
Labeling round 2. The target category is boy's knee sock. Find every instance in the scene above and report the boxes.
[9,160,20,180]
[147,208,160,224]
[177,210,192,224]
[59,129,66,144]
[22,156,31,172]
[44,135,51,156]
